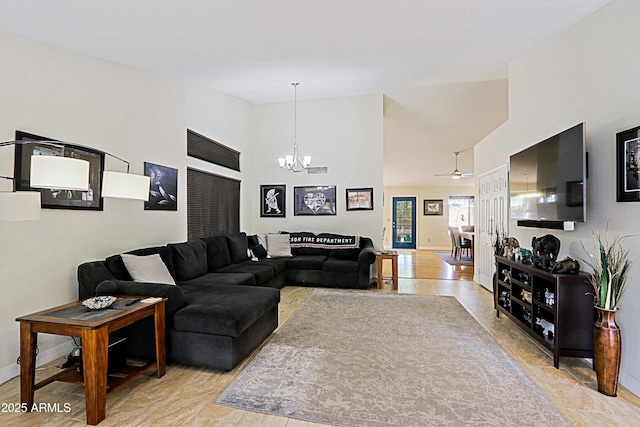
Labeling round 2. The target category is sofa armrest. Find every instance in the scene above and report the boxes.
[357,238,376,288]
[111,280,185,319]
[358,239,376,265]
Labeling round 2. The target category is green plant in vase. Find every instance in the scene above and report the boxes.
[582,232,632,311]
[581,231,634,397]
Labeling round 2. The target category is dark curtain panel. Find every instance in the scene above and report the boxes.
[187,167,240,240]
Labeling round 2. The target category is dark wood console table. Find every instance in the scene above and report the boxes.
[16,297,166,425]
[494,256,594,368]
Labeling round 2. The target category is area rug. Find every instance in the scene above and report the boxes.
[434,251,474,266]
[216,290,571,427]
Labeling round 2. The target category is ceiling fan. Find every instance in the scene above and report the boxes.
[435,152,473,180]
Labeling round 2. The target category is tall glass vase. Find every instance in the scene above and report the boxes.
[593,307,622,397]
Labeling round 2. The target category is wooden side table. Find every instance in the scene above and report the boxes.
[16,297,166,425]
[377,251,399,290]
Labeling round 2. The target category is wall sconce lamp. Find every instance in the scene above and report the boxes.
[0,140,151,221]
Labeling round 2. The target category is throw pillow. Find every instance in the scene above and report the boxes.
[247,234,260,248]
[201,235,232,271]
[120,253,176,285]
[168,240,208,281]
[266,233,292,257]
[226,232,250,264]
[251,244,268,259]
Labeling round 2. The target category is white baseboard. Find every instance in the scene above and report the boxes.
[0,341,74,386]
[620,371,640,397]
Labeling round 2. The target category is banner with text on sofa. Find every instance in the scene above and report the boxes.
[285,232,360,249]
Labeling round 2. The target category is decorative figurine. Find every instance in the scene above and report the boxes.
[531,234,561,271]
[501,237,520,259]
[551,256,580,274]
[536,318,555,339]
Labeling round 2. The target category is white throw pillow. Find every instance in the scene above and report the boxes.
[266,233,292,257]
[257,233,267,248]
[121,253,176,285]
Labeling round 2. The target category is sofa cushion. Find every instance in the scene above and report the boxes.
[226,232,249,264]
[293,247,329,256]
[266,233,292,257]
[201,235,232,271]
[105,246,176,280]
[287,255,327,270]
[120,253,177,285]
[329,248,360,261]
[173,285,280,337]
[168,240,208,281]
[178,272,255,288]
[322,258,359,274]
[216,264,275,284]
[239,258,288,276]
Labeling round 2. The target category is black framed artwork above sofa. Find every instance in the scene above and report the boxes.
[346,187,373,211]
[260,184,286,217]
[294,185,336,215]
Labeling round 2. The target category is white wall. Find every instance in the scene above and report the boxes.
[0,32,253,379]
[382,186,475,249]
[247,95,384,247]
[474,0,640,396]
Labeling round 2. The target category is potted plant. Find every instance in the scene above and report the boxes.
[582,231,633,396]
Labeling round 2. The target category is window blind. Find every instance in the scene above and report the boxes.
[187,167,240,240]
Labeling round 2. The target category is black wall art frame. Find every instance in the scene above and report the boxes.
[260,184,286,217]
[424,199,443,215]
[145,162,177,211]
[616,125,640,202]
[294,185,337,215]
[346,187,374,211]
[14,130,105,210]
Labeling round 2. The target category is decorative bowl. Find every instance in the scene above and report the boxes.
[82,296,117,310]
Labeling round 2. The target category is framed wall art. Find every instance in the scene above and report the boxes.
[260,184,286,217]
[14,130,105,210]
[616,125,640,202]
[294,185,336,215]
[423,199,443,215]
[346,187,373,211]
[145,162,177,211]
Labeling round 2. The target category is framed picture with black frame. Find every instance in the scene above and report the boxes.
[145,162,178,211]
[423,199,443,215]
[14,130,105,210]
[616,125,640,202]
[346,187,373,211]
[294,185,336,215]
[260,184,286,217]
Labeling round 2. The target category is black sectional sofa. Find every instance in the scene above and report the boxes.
[77,231,376,371]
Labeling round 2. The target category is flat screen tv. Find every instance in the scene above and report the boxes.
[509,123,586,225]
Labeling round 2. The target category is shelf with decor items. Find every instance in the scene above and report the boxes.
[494,255,594,368]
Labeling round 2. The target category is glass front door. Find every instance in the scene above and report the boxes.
[392,197,416,249]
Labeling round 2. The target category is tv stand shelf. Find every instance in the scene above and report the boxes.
[494,256,594,368]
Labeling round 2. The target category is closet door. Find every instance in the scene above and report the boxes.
[477,165,508,291]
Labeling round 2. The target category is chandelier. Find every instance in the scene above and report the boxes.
[278,82,311,172]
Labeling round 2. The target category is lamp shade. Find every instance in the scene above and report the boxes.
[0,191,41,221]
[30,155,90,191]
[102,171,150,201]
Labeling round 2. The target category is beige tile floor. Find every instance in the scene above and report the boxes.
[1,255,639,426]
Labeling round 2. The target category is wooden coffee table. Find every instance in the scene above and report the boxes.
[16,297,166,425]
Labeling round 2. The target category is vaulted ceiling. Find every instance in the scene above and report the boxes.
[0,0,612,187]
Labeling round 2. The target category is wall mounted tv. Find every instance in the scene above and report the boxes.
[509,123,586,228]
